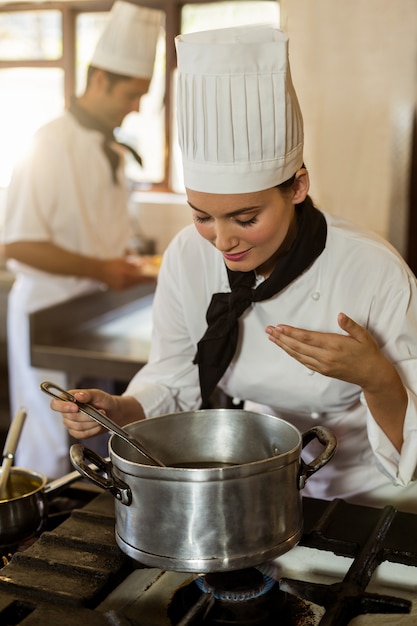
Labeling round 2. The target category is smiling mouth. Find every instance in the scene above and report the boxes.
[223,249,252,262]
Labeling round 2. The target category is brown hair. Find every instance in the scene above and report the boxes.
[277,163,306,191]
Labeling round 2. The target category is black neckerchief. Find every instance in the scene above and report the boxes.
[194,198,327,407]
[68,96,142,184]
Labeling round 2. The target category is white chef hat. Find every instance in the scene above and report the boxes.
[91,1,163,79]
[175,24,304,193]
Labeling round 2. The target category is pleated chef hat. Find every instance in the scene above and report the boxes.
[175,24,304,193]
[91,1,163,79]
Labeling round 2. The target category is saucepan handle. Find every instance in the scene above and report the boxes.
[298,426,337,490]
[70,444,132,506]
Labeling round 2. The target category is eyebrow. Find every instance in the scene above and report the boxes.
[187,201,261,218]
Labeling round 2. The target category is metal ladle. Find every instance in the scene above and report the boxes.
[40,381,165,467]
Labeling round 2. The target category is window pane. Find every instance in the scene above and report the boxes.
[0,11,62,60]
[116,34,166,188]
[0,68,64,187]
[76,12,110,92]
[76,12,166,188]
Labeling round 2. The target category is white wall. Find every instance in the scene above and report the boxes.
[280,0,417,255]
[129,191,192,255]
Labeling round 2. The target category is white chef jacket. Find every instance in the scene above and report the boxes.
[126,212,417,513]
[3,111,133,478]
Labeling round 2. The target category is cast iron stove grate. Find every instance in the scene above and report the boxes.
[280,501,413,625]
[0,495,415,625]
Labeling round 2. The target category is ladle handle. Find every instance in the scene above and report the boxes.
[40,381,165,467]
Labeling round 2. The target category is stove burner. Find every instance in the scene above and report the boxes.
[168,568,317,625]
[195,568,275,601]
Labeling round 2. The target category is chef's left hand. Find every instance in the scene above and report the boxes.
[265,312,384,388]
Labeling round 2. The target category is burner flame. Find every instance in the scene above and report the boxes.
[195,568,276,602]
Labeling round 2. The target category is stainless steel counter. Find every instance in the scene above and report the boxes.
[29,283,155,387]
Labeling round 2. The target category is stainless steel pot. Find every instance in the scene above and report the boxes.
[0,467,83,546]
[70,409,337,573]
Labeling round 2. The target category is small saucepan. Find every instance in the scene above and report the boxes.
[0,467,84,547]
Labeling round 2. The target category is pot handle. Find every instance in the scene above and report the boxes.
[70,444,132,506]
[298,426,337,490]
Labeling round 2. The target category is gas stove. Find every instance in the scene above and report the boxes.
[0,482,416,625]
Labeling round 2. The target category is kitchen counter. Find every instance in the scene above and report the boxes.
[29,283,155,387]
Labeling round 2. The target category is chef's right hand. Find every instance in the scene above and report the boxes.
[96,257,156,290]
[50,389,116,440]
[50,389,146,440]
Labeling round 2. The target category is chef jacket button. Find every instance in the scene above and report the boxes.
[311,291,320,301]
[232,397,241,406]
[307,369,315,376]
[311,411,320,419]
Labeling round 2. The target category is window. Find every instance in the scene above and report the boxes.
[0,1,279,193]
[0,10,62,60]
[0,68,64,188]
[0,10,64,187]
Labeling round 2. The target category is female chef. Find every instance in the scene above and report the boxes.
[49,24,417,512]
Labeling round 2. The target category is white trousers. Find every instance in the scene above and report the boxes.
[7,274,101,478]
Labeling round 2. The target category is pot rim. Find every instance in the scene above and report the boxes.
[0,466,47,503]
[109,409,303,473]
